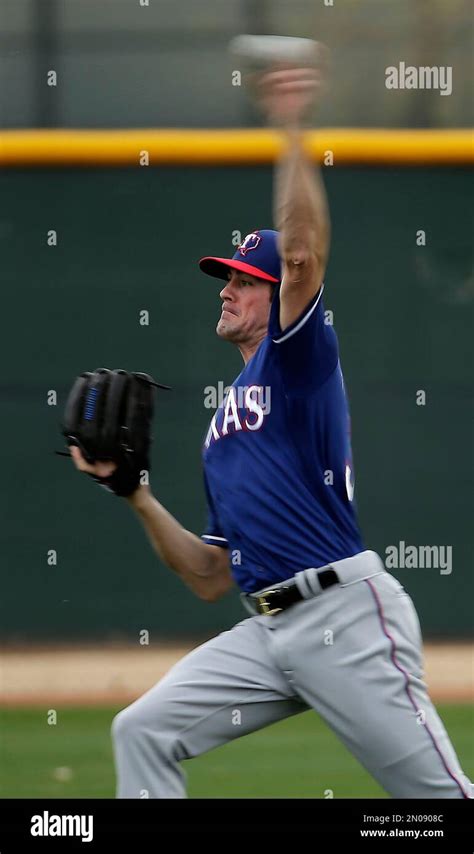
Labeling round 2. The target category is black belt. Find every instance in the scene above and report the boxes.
[253,568,340,616]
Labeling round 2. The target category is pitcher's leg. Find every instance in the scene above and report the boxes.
[288,572,472,798]
[112,616,304,797]
[360,575,472,798]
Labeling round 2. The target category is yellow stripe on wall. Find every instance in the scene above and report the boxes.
[0,128,472,166]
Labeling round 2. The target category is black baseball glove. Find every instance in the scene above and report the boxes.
[56,367,170,497]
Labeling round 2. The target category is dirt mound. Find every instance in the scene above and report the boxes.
[1,642,472,706]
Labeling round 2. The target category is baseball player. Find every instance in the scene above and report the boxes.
[68,65,472,799]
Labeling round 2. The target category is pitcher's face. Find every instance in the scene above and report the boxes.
[216,270,274,344]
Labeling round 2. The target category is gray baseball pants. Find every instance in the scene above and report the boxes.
[111,550,472,798]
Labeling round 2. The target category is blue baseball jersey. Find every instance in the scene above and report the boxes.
[201,285,365,593]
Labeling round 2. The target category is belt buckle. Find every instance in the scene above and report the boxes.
[256,590,283,616]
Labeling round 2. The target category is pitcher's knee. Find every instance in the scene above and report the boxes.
[111,697,178,758]
[111,706,136,747]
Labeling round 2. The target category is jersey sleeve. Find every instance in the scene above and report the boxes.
[201,472,229,549]
[268,283,339,390]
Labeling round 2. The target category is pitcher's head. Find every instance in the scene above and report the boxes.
[199,229,281,343]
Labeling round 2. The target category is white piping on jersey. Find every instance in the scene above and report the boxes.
[202,534,228,543]
[272,283,324,344]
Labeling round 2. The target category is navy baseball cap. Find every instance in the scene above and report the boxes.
[199,229,281,283]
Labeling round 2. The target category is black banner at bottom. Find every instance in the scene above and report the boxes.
[0,798,471,849]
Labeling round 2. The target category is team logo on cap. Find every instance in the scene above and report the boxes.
[239,232,261,256]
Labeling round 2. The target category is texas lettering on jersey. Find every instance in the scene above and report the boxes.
[204,384,270,448]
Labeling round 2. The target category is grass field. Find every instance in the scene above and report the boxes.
[1,704,472,798]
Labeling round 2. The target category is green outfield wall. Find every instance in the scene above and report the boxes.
[1,166,472,640]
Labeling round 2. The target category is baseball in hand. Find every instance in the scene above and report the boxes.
[229,34,328,125]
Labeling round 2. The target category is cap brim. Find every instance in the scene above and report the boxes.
[199,256,279,283]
